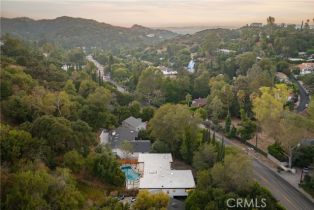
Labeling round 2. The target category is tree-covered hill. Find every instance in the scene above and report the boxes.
[0,16,178,51]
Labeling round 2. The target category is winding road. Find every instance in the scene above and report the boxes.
[290,75,310,112]
[86,55,127,93]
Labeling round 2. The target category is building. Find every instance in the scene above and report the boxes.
[217,49,236,54]
[137,153,195,197]
[187,60,195,73]
[158,66,178,78]
[99,116,151,159]
[297,63,314,75]
[122,116,147,131]
[250,23,263,27]
[191,98,207,108]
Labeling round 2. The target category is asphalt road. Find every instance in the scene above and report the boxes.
[86,55,127,93]
[212,130,314,210]
[290,75,310,112]
[253,160,314,210]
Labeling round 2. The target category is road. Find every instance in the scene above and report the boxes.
[212,130,314,210]
[86,55,127,93]
[290,75,310,112]
[253,160,314,210]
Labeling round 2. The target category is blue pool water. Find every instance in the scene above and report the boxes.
[121,165,140,181]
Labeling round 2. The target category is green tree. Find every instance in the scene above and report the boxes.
[149,104,201,157]
[63,150,85,172]
[192,143,217,170]
[89,150,125,186]
[136,67,164,105]
[211,152,253,192]
[141,106,154,121]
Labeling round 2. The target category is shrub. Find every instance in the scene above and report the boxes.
[267,143,287,162]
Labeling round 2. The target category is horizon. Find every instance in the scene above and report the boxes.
[1,0,314,28]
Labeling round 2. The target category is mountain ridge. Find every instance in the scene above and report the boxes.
[0,16,178,51]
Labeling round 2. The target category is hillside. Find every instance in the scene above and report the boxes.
[0,16,177,51]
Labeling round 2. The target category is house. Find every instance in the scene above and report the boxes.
[137,153,195,197]
[99,117,151,159]
[158,66,178,78]
[191,98,207,108]
[217,49,236,54]
[187,60,195,73]
[122,116,147,131]
[250,23,263,27]
[297,63,314,75]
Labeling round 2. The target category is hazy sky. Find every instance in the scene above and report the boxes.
[1,0,314,27]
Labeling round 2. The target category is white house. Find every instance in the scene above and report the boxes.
[187,60,195,73]
[298,63,314,75]
[137,153,195,197]
[122,116,147,131]
[158,66,178,78]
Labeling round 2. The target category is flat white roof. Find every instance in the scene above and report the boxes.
[138,153,195,189]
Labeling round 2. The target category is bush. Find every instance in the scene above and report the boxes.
[268,143,287,162]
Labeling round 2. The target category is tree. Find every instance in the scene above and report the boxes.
[129,101,141,118]
[78,79,97,98]
[133,190,169,210]
[141,106,154,121]
[235,52,256,75]
[0,124,40,166]
[149,104,201,157]
[120,140,134,158]
[63,150,85,172]
[4,170,53,210]
[89,150,125,186]
[211,152,253,192]
[267,16,275,25]
[252,84,291,141]
[192,143,217,170]
[185,93,192,107]
[209,96,224,123]
[136,67,164,106]
[4,169,84,210]
[63,79,77,95]
[225,113,231,134]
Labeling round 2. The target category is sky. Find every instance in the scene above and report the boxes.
[1,0,314,27]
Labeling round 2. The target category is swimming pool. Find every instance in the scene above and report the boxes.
[121,165,140,181]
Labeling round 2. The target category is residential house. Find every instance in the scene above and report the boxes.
[99,116,151,159]
[297,63,314,75]
[217,49,236,54]
[250,23,263,27]
[158,66,178,78]
[191,98,207,108]
[122,116,147,131]
[137,153,195,197]
[187,60,195,73]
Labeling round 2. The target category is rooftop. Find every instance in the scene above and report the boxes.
[123,116,145,128]
[138,153,195,189]
[111,126,138,148]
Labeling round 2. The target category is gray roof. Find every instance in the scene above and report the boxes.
[130,140,151,153]
[123,116,143,128]
[109,126,151,153]
[110,126,138,148]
